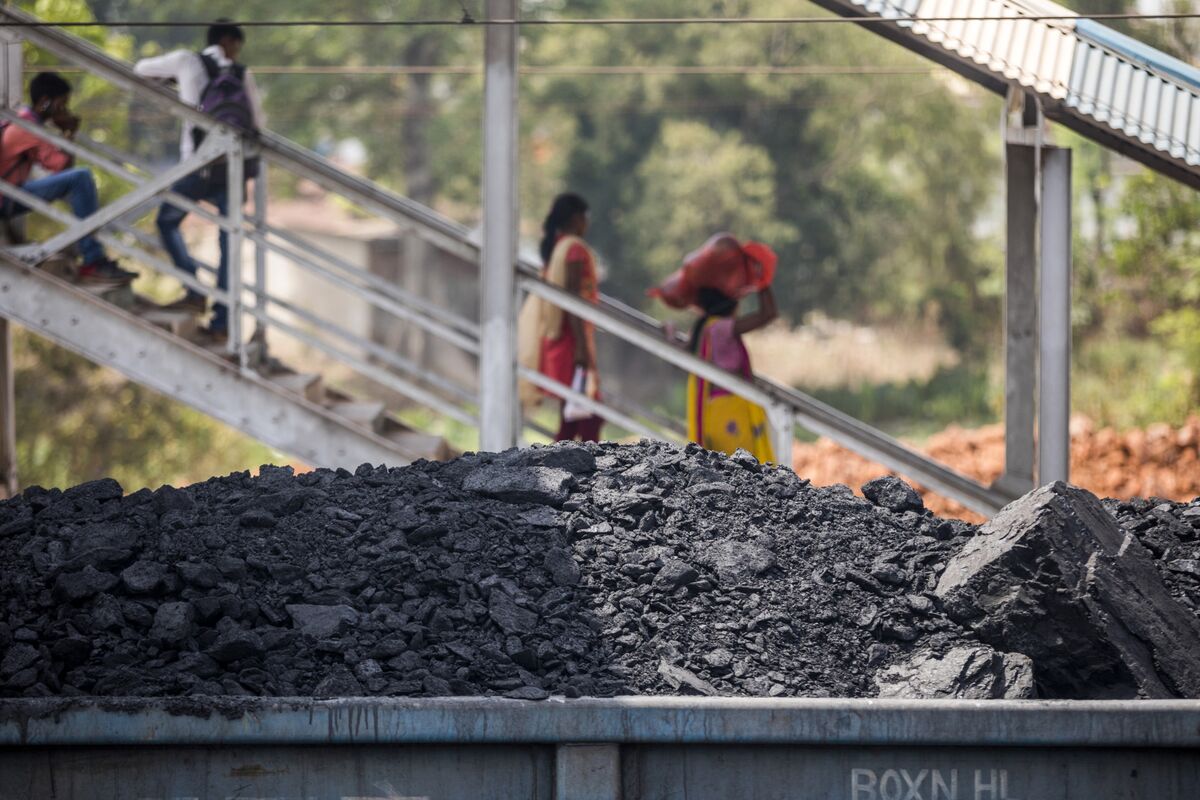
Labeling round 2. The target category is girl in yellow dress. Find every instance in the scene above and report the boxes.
[686,286,778,463]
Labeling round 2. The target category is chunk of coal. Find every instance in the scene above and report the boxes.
[697,540,775,585]
[502,443,597,475]
[937,482,1200,698]
[286,604,358,639]
[654,559,699,589]
[119,560,166,594]
[543,547,581,587]
[150,602,194,644]
[207,629,264,663]
[0,643,38,677]
[488,591,538,635]
[862,476,924,513]
[463,466,573,507]
[54,566,118,602]
[657,660,717,696]
[875,645,1035,699]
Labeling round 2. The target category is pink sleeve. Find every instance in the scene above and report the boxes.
[705,318,747,374]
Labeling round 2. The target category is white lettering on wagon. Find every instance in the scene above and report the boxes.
[850,768,1020,800]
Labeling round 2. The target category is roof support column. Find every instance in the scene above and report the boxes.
[1039,146,1072,485]
[1000,90,1072,494]
[479,0,519,452]
[1001,139,1039,494]
[0,25,20,499]
[0,319,16,500]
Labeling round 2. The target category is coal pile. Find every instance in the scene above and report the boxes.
[1104,496,1200,613]
[0,442,1197,701]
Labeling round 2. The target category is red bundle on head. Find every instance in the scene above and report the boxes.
[648,233,777,309]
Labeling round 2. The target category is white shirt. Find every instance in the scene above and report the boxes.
[134,44,266,159]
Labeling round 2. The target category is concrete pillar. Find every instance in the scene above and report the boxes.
[1039,147,1072,485]
[479,0,519,452]
[555,744,621,800]
[1002,141,1038,495]
[0,319,16,500]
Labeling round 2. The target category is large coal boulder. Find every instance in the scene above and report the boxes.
[936,482,1200,698]
[874,644,1034,699]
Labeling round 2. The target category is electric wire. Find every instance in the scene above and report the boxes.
[5,11,1200,29]
[24,63,946,76]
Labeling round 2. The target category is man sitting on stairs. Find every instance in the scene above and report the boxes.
[135,20,266,345]
[0,72,137,287]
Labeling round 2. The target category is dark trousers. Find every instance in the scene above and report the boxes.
[555,410,603,442]
[156,173,230,331]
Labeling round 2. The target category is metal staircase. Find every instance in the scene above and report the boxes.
[7,3,1149,515]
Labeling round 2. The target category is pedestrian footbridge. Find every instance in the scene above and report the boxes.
[1,2,1196,514]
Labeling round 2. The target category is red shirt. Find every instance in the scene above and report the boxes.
[0,107,72,186]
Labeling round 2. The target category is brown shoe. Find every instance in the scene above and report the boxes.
[201,325,229,346]
[164,293,208,314]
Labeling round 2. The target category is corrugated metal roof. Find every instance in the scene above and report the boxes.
[832,0,1200,174]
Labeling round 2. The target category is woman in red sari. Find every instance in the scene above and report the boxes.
[535,193,603,442]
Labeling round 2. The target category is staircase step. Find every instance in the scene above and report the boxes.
[269,370,324,404]
[133,297,203,339]
[384,427,452,461]
[194,335,264,364]
[79,281,136,309]
[328,399,387,434]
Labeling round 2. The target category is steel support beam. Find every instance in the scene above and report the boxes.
[0,24,21,108]
[1039,146,1072,485]
[1002,141,1039,495]
[0,318,16,500]
[227,139,246,362]
[252,167,269,350]
[767,402,796,469]
[479,0,519,452]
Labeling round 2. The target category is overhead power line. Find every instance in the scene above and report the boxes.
[24,64,949,77]
[6,12,1200,29]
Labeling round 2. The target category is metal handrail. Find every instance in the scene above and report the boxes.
[0,180,230,305]
[520,275,1012,512]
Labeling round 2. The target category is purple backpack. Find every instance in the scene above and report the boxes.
[192,53,259,180]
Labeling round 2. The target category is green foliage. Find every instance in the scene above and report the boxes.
[1073,334,1197,430]
[807,365,999,440]
[14,331,278,491]
[619,120,797,293]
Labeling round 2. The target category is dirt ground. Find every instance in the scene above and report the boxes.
[792,416,1200,522]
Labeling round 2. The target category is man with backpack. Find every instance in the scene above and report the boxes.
[0,72,136,286]
[134,20,265,342]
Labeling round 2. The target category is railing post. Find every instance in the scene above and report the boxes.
[767,401,795,469]
[252,158,268,355]
[999,89,1041,496]
[479,0,519,452]
[225,134,245,366]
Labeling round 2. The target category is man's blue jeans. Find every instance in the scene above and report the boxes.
[156,172,229,332]
[17,167,105,264]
